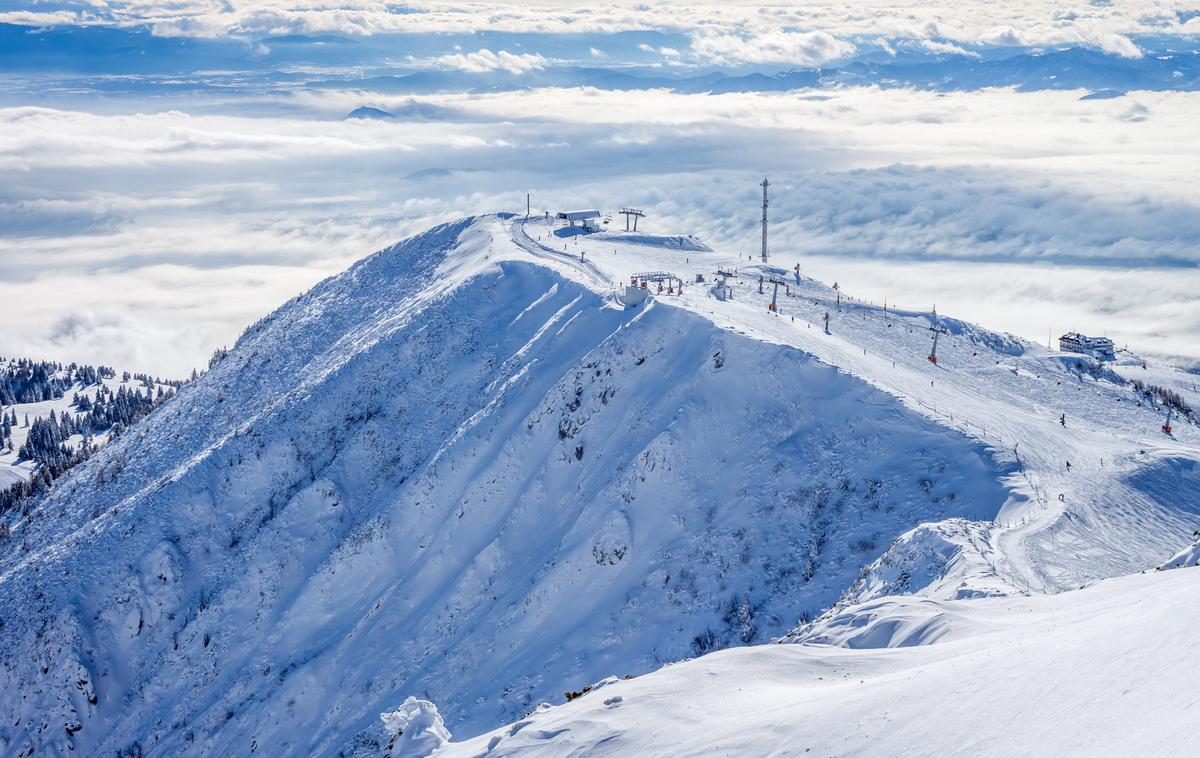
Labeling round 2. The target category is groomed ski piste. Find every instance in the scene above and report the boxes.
[0,213,1196,756]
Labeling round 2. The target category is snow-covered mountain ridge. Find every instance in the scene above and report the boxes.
[1,214,1197,756]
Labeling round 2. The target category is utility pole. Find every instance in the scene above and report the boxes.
[760,178,769,263]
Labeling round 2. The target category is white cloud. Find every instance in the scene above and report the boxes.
[794,255,1200,369]
[919,39,979,58]
[974,25,1143,58]
[433,49,547,74]
[0,1,1186,59]
[1092,33,1144,59]
[5,84,1200,373]
[690,29,856,66]
[0,265,334,377]
[0,10,89,26]
[639,43,682,58]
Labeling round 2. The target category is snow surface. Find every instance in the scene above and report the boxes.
[512,215,1200,594]
[443,567,1200,757]
[2,213,1197,755]
[0,362,174,489]
[1159,538,1200,571]
[379,697,451,756]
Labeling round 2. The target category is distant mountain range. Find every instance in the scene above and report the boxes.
[4,23,1197,96]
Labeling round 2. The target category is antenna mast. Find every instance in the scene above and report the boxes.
[760,178,769,263]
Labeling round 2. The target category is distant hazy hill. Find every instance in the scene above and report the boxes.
[345,105,396,120]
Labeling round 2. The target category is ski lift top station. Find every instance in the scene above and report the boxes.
[545,189,1134,388]
[556,209,600,225]
[556,209,602,231]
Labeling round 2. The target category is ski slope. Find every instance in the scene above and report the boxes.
[509,214,1200,596]
[1,214,1197,756]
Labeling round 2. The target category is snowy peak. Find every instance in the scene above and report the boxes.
[2,212,1197,756]
[0,214,1017,755]
[345,106,395,120]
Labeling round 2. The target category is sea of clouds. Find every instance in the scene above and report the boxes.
[1,2,1198,375]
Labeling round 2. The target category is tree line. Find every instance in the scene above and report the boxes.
[0,357,180,517]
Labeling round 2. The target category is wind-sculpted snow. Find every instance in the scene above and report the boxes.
[1160,539,1200,571]
[443,568,1200,757]
[785,517,1019,634]
[0,215,1015,755]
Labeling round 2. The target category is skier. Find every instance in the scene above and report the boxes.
[1066,460,1072,471]
[1060,413,1066,427]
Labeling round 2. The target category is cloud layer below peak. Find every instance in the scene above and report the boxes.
[2,82,1199,374]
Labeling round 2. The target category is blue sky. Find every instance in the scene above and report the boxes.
[2,2,1199,374]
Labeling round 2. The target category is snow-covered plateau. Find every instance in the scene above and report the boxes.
[1,214,1197,757]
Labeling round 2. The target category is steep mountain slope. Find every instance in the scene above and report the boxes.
[521,214,1200,593]
[443,565,1200,757]
[432,215,1200,757]
[0,216,1014,756]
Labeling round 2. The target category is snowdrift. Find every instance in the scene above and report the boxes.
[443,568,1200,756]
[1159,539,1200,570]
